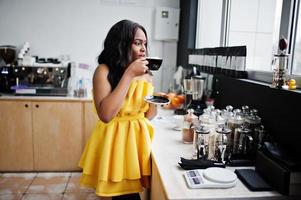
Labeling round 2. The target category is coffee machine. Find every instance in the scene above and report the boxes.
[183,74,207,116]
[0,45,17,93]
[11,63,70,96]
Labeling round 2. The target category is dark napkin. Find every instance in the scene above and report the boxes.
[178,157,225,170]
[235,169,273,191]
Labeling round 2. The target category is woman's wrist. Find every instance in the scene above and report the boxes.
[124,66,136,79]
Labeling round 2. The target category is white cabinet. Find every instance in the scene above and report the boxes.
[154,7,180,41]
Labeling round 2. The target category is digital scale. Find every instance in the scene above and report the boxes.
[184,167,237,189]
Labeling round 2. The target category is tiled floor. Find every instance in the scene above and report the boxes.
[0,172,107,200]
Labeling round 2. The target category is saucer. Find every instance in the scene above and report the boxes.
[144,95,170,105]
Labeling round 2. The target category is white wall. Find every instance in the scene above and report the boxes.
[0,0,179,93]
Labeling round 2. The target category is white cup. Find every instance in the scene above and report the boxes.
[173,115,184,131]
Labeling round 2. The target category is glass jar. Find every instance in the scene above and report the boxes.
[182,109,197,144]
[195,123,210,159]
[254,125,267,150]
[234,126,253,155]
[215,125,231,163]
[207,127,219,161]
[271,54,289,89]
[245,109,261,131]
[227,109,244,155]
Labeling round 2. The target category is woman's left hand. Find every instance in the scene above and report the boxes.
[145,102,157,120]
[125,58,149,78]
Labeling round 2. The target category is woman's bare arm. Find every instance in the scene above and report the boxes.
[93,59,148,123]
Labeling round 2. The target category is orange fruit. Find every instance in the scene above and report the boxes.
[166,92,177,101]
[177,94,185,104]
[171,97,183,109]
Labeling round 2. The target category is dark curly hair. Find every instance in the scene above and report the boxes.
[98,19,148,90]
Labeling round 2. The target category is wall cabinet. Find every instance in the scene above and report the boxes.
[0,99,90,171]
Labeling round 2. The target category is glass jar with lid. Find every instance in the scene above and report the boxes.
[195,123,210,159]
[245,109,261,132]
[182,109,198,144]
[215,125,231,163]
[234,125,253,155]
[227,109,244,154]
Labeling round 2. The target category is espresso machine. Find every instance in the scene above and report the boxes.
[0,45,17,93]
[11,63,70,96]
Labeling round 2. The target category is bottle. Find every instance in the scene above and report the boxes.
[271,38,289,89]
[77,79,87,97]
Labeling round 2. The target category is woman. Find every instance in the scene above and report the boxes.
[79,19,157,200]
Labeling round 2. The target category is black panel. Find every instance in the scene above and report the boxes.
[213,75,301,156]
[177,0,198,68]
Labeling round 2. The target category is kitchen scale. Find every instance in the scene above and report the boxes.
[184,167,237,189]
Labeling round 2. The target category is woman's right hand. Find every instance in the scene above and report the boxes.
[125,58,149,78]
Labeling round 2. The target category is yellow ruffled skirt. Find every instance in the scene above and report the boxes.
[79,113,154,197]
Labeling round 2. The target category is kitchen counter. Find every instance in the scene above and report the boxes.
[150,108,287,200]
[0,94,92,101]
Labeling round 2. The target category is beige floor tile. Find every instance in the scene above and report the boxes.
[0,174,35,194]
[36,173,71,179]
[70,173,81,177]
[26,173,69,194]
[65,174,94,193]
[0,193,23,200]
[63,193,103,200]
[2,173,36,179]
[22,193,63,200]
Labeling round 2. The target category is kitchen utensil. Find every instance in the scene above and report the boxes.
[216,125,231,163]
[236,126,253,155]
[184,168,237,189]
[195,124,210,159]
[0,45,16,66]
[191,75,205,100]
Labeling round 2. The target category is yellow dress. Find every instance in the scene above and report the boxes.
[79,79,154,197]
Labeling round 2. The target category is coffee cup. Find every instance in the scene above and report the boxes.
[146,57,163,70]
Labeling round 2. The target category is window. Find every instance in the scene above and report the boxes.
[196,0,301,86]
[227,0,283,71]
[196,0,223,48]
[292,1,301,75]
